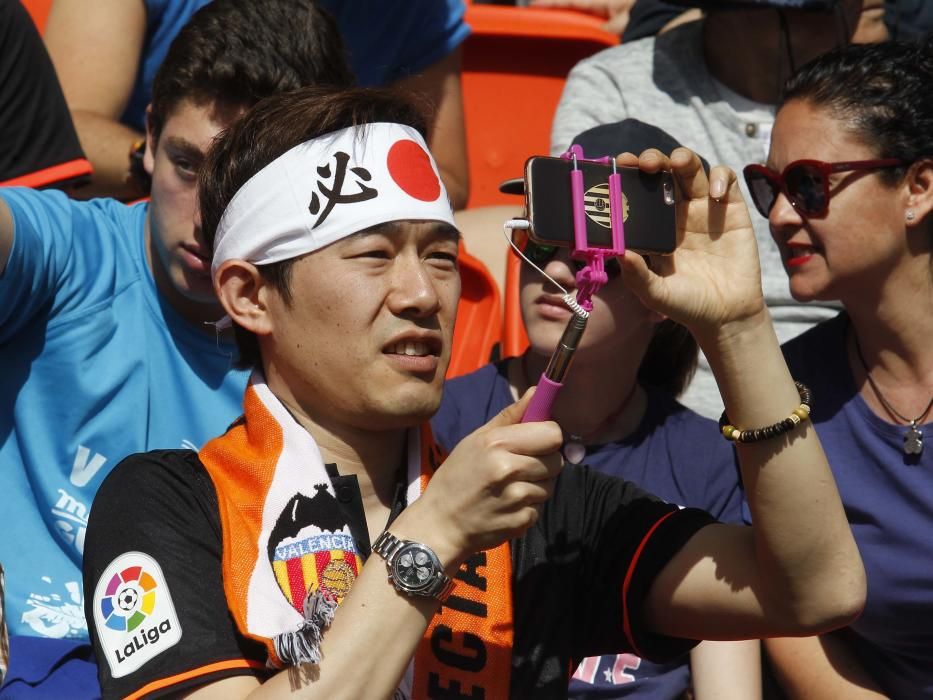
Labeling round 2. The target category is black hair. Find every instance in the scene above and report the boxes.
[781,37,933,184]
[638,320,698,397]
[149,0,354,140]
[199,86,430,368]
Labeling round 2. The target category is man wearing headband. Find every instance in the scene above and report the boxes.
[82,84,865,699]
[0,1,351,694]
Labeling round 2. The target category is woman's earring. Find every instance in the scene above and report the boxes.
[906,209,916,222]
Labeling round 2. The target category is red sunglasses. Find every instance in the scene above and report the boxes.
[743,158,905,219]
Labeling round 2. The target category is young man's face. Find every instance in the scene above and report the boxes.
[144,98,244,317]
[261,220,461,431]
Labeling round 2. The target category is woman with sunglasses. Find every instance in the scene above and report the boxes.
[432,137,761,697]
[742,38,933,699]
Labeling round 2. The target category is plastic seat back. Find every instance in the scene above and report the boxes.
[501,247,530,359]
[19,0,51,32]
[448,242,502,379]
[461,4,618,209]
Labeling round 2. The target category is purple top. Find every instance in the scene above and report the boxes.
[746,313,933,698]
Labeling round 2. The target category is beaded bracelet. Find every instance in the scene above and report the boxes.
[719,382,812,443]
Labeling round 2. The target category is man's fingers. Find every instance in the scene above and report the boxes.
[485,387,536,429]
[500,477,559,510]
[480,388,563,452]
[487,420,564,457]
[508,452,563,483]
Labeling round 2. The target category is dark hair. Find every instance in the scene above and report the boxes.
[638,320,698,397]
[200,86,430,368]
[781,37,933,184]
[149,0,354,140]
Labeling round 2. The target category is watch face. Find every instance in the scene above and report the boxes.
[393,543,438,594]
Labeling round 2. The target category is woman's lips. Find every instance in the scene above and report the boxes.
[535,295,572,321]
[785,244,817,268]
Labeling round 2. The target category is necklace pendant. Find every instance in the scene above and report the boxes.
[904,424,924,456]
[562,438,587,465]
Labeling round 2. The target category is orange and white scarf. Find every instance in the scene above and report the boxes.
[200,373,515,698]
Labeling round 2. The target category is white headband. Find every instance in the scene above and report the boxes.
[211,122,455,276]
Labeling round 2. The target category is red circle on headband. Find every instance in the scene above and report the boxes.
[387,139,441,202]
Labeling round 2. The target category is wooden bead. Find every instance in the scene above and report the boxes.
[718,382,813,443]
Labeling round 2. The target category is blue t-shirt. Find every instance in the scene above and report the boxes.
[0,188,248,643]
[432,362,744,700]
[123,0,211,131]
[122,0,470,131]
[317,0,470,86]
[745,313,933,699]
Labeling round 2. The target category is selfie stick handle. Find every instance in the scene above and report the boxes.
[522,313,588,423]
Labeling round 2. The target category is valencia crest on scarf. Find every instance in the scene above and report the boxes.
[199,373,515,698]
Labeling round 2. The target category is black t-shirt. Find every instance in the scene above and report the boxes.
[84,449,714,699]
[0,0,88,188]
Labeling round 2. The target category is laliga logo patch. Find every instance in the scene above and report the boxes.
[583,183,629,229]
[93,552,181,678]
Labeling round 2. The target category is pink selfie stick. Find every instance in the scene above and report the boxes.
[521,313,587,423]
[521,145,625,425]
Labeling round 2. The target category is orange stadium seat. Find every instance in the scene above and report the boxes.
[19,0,51,32]
[501,245,529,359]
[461,4,619,209]
[0,159,92,190]
[448,242,502,378]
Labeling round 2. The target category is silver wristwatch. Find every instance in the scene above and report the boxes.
[372,531,454,603]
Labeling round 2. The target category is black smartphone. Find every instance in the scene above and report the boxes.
[523,156,677,255]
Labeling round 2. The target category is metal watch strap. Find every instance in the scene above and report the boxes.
[372,531,454,603]
[372,530,405,561]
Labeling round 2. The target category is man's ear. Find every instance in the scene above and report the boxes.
[905,158,933,227]
[215,260,274,336]
[143,105,157,177]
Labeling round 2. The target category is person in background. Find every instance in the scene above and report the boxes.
[0,1,351,694]
[525,0,639,34]
[883,0,933,40]
[44,0,471,208]
[433,120,760,699]
[743,38,933,699]
[0,0,89,190]
[81,83,864,698]
[0,564,7,687]
[623,0,696,40]
[550,0,871,419]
